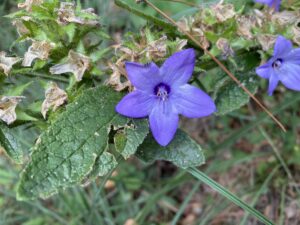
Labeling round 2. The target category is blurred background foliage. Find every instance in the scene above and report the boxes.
[0,0,300,225]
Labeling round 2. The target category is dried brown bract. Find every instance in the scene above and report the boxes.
[211,1,236,22]
[237,15,257,39]
[22,40,54,67]
[271,11,298,26]
[0,96,24,125]
[56,2,99,26]
[12,17,31,36]
[257,34,277,51]
[18,0,43,12]
[177,17,210,49]
[41,82,68,118]
[0,52,21,76]
[50,50,91,82]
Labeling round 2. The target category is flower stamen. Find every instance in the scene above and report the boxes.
[154,83,170,101]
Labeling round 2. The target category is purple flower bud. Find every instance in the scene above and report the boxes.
[254,0,281,11]
[116,49,216,146]
[256,36,300,95]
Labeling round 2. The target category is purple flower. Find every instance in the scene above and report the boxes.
[116,49,216,146]
[256,36,300,96]
[255,0,281,11]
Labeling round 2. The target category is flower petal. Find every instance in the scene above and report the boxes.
[285,48,300,65]
[160,49,195,86]
[173,84,216,118]
[125,62,160,92]
[268,73,279,96]
[256,62,273,79]
[149,102,179,146]
[116,90,155,118]
[278,63,300,92]
[274,36,293,58]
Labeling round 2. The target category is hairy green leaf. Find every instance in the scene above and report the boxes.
[115,119,149,159]
[0,123,24,164]
[136,130,205,169]
[214,72,259,115]
[17,86,128,200]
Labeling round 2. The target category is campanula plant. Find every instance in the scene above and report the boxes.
[116,49,216,146]
[256,36,300,95]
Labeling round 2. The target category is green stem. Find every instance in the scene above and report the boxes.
[186,167,275,225]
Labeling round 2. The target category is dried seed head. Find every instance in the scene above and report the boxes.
[292,24,300,46]
[22,40,55,67]
[41,82,68,118]
[18,0,43,12]
[0,52,21,76]
[271,11,298,26]
[56,2,99,26]
[211,2,236,22]
[0,96,25,125]
[257,34,277,51]
[237,15,257,39]
[50,50,91,82]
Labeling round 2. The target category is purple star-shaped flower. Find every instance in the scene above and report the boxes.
[256,36,300,96]
[116,49,216,146]
[255,0,281,11]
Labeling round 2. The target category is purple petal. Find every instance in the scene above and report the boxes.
[278,63,300,92]
[268,74,279,96]
[173,84,216,118]
[274,36,293,58]
[125,62,160,92]
[149,102,179,146]
[284,49,300,65]
[256,62,273,79]
[255,0,281,11]
[160,49,195,86]
[116,90,155,118]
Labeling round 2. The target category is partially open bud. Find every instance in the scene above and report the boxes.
[18,0,43,12]
[50,50,91,82]
[56,2,99,26]
[0,52,21,76]
[22,40,54,67]
[41,82,67,118]
[0,96,24,125]
[216,38,234,58]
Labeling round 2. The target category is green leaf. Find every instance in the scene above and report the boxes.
[214,71,259,115]
[0,123,24,164]
[115,119,149,159]
[17,86,127,200]
[5,82,33,96]
[136,130,205,169]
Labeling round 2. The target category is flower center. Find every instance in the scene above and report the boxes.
[154,83,171,101]
[272,58,283,69]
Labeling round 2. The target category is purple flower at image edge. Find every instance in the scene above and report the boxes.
[116,49,216,146]
[256,36,300,96]
[255,0,281,11]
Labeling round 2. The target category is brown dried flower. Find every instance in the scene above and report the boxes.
[22,40,54,67]
[18,0,43,12]
[216,38,234,58]
[41,82,67,118]
[50,50,91,82]
[0,96,24,125]
[257,34,277,51]
[211,1,236,22]
[0,52,21,76]
[56,2,99,26]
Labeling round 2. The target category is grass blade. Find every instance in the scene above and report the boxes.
[186,167,275,225]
